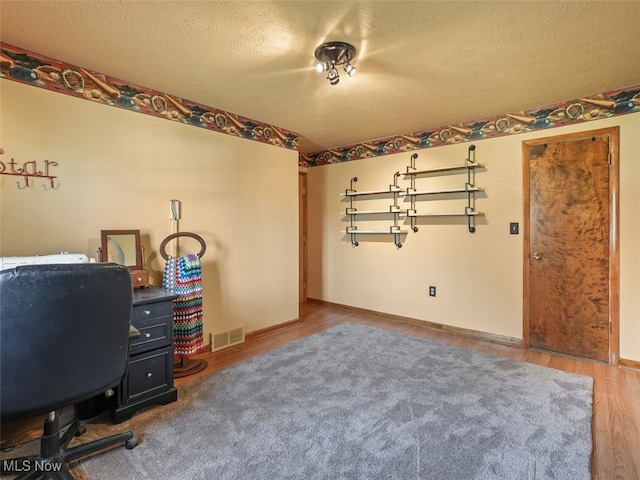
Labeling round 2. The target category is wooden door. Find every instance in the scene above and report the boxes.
[523,127,619,363]
[299,172,307,303]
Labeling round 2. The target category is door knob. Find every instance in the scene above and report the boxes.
[532,252,543,260]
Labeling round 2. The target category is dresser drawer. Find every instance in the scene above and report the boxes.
[112,287,178,423]
[131,301,172,322]
[126,346,173,400]
[130,315,172,354]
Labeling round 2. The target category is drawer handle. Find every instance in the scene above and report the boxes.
[144,310,151,315]
[144,333,151,338]
[147,372,153,377]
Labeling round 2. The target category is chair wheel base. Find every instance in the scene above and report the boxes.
[0,414,138,479]
[125,437,139,449]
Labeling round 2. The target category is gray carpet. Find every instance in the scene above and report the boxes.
[82,322,593,479]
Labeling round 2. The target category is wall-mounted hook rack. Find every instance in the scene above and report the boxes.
[0,148,59,190]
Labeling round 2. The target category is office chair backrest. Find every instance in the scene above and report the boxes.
[0,263,133,423]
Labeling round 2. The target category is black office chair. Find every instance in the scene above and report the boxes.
[0,263,138,479]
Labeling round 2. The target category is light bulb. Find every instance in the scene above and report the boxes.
[344,63,356,77]
[327,66,340,85]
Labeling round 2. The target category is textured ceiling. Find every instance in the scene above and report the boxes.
[1,1,639,153]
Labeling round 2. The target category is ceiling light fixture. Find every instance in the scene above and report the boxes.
[314,41,357,85]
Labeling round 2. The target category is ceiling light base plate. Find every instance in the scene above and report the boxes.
[314,41,356,66]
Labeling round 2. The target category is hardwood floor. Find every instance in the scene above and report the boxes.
[178,301,640,480]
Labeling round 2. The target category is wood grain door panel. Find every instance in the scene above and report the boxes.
[524,129,618,363]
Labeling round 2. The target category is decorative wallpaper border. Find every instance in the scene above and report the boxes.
[300,85,640,167]
[0,43,299,151]
[2,42,638,168]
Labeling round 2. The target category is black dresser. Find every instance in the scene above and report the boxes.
[110,286,179,423]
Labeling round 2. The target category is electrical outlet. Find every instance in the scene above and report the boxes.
[429,286,436,297]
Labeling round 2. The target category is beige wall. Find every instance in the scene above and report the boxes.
[3,78,639,362]
[307,113,640,362]
[1,80,299,337]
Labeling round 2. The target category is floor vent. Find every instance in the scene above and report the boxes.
[212,325,245,352]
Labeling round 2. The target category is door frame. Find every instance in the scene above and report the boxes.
[299,171,308,303]
[522,126,620,365]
